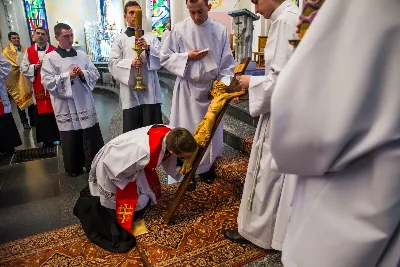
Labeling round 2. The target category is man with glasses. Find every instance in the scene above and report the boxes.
[2,32,35,130]
[21,27,60,147]
[41,23,104,177]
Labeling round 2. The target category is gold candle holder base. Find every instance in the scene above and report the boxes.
[132,46,146,90]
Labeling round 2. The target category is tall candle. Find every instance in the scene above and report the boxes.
[134,9,142,38]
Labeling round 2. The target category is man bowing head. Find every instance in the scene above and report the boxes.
[161,0,235,190]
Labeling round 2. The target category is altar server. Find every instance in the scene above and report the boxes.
[161,0,235,188]
[74,125,197,252]
[270,0,400,266]
[20,27,60,146]
[41,23,104,177]
[0,54,22,157]
[223,0,299,250]
[108,1,163,133]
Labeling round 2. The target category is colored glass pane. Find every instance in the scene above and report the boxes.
[150,0,170,37]
[23,0,50,43]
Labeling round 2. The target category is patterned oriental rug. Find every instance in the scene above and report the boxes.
[0,182,268,267]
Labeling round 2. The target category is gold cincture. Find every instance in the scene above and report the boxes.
[132,9,146,90]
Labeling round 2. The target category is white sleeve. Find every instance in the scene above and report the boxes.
[80,54,100,91]
[146,36,162,71]
[160,28,189,77]
[40,54,73,98]
[102,141,148,182]
[248,19,296,117]
[108,37,135,87]
[20,51,36,83]
[217,29,235,86]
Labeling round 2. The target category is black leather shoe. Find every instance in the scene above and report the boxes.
[23,123,31,130]
[187,178,197,191]
[224,229,250,244]
[200,171,215,184]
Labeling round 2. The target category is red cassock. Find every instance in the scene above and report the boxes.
[26,44,56,114]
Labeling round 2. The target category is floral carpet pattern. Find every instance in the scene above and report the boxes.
[136,182,268,266]
[213,154,249,198]
[0,224,144,267]
[0,181,267,267]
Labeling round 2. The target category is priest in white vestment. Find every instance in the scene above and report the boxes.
[108,1,163,133]
[73,125,197,253]
[223,0,299,250]
[41,23,104,177]
[161,0,235,190]
[270,0,400,266]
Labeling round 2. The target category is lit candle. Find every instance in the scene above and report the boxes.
[134,9,142,38]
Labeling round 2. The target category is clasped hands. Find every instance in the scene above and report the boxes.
[131,37,148,68]
[35,60,43,70]
[69,66,84,78]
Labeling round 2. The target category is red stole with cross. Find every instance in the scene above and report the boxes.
[26,44,56,114]
[116,125,171,234]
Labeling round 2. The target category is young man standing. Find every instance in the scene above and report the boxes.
[21,27,60,147]
[161,0,235,189]
[41,23,104,177]
[108,1,163,133]
[223,0,300,251]
[2,32,34,129]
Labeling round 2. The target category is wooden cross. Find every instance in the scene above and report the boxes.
[164,57,251,224]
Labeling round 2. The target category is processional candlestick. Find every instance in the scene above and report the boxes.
[132,8,146,90]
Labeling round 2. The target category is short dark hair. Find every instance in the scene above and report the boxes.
[186,0,209,5]
[54,23,71,36]
[124,1,141,14]
[8,32,19,40]
[35,27,48,35]
[166,128,198,155]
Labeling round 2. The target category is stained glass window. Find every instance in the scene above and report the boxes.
[150,0,170,38]
[23,0,50,43]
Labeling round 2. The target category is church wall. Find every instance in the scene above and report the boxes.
[0,0,31,49]
[45,0,99,52]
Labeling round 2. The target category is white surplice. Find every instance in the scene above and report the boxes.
[89,125,182,210]
[108,31,162,110]
[237,1,299,250]
[41,48,100,131]
[270,0,400,266]
[161,29,170,44]
[161,17,235,174]
[0,55,12,114]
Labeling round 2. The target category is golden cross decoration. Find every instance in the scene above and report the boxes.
[117,204,134,223]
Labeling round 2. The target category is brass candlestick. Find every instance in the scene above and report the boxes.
[132,9,146,90]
